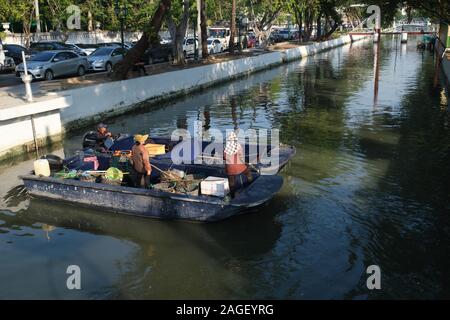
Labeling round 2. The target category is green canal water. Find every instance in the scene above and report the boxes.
[0,36,449,299]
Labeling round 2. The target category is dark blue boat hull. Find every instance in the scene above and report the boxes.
[20,174,283,222]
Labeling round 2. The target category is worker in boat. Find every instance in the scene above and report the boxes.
[94,123,114,152]
[223,131,253,196]
[130,134,152,188]
[82,123,114,152]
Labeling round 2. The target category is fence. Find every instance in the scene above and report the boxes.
[3,30,146,46]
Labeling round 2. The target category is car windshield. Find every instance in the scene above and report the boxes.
[209,30,226,38]
[29,52,54,62]
[207,40,213,45]
[91,48,113,56]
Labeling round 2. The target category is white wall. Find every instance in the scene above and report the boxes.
[283,35,367,61]
[3,30,172,46]
[0,97,70,158]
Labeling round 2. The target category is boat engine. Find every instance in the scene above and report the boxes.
[82,131,97,149]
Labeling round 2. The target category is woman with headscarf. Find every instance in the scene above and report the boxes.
[223,131,253,195]
[131,134,152,188]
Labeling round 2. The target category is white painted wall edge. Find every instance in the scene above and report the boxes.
[0,96,72,121]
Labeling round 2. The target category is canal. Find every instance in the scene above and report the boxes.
[0,36,449,299]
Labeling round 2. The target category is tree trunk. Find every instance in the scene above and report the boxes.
[295,10,302,43]
[200,0,208,59]
[167,0,189,65]
[87,10,93,32]
[316,12,322,40]
[112,0,171,80]
[304,9,312,41]
[229,0,236,54]
[172,28,186,65]
[320,21,340,41]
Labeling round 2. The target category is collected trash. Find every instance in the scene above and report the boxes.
[54,170,78,179]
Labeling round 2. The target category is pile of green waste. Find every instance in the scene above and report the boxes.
[53,168,124,184]
[54,170,78,179]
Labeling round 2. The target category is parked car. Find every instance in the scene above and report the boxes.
[206,38,224,54]
[98,42,133,50]
[160,37,172,44]
[87,46,127,72]
[2,44,33,64]
[278,30,292,40]
[269,31,284,43]
[67,43,99,55]
[15,50,89,81]
[182,37,198,57]
[0,55,15,72]
[30,41,86,56]
[143,43,174,65]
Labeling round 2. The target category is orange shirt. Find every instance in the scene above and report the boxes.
[131,144,151,174]
[224,145,247,176]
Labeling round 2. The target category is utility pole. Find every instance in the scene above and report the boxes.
[34,0,41,33]
[196,0,202,59]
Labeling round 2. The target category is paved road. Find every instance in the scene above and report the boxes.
[0,71,21,88]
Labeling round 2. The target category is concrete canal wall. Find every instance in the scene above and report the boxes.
[0,34,366,161]
[282,34,361,62]
[0,96,71,160]
[442,57,450,88]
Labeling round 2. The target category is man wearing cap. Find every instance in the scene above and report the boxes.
[94,123,113,152]
[131,134,152,188]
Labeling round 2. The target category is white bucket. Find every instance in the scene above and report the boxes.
[34,159,51,177]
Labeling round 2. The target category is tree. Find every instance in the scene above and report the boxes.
[247,0,284,48]
[406,0,450,24]
[167,0,190,65]
[112,0,171,80]
[200,0,208,59]
[0,0,36,46]
[229,0,236,54]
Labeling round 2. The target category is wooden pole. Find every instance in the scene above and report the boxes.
[30,115,39,159]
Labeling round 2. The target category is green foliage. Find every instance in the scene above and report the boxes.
[0,0,446,34]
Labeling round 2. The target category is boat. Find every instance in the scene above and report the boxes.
[20,162,284,222]
[20,135,295,222]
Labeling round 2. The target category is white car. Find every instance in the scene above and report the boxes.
[67,43,100,56]
[207,38,224,54]
[182,37,198,57]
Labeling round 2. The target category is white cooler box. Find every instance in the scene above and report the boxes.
[200,176,230,197]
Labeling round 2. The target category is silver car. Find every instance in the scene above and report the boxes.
[87,47,127,72]
[15,50,89,81]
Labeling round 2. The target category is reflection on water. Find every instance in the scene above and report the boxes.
[0,36,449,299]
